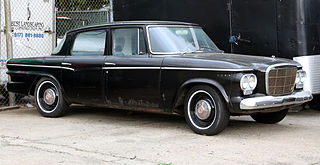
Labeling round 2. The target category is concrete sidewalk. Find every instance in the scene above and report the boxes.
[0,106,319,165]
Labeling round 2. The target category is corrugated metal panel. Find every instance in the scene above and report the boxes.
[294,55,320,94]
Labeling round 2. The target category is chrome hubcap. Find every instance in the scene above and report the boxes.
[43,88,56,105]
[195,99,212,120]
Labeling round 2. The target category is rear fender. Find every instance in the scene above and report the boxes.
[7,70,64,96]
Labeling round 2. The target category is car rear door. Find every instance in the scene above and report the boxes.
[61,29,108,105]
[104,27,164,111]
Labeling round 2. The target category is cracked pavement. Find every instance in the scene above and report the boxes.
[0,106,319,165]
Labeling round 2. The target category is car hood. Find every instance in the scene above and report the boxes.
[173,53,301,72]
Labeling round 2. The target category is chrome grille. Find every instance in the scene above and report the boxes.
[266,67,297,95]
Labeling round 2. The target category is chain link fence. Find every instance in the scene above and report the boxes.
[56,0,111,39]
[1,0,11,106]
[0,0,111,107]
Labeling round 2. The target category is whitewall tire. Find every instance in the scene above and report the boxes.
[34,77,68,117]
[184,85,230,135]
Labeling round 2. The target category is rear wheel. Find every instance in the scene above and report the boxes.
[34,77,68,117]
[250,109,288,124]
[184,85,230,135]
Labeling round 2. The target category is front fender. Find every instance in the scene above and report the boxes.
[177,78,230,104]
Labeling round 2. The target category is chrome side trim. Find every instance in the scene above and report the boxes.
[104,62,116,66]
[61,62,72,66]
[103,67,161,70]
[7,64,75,71]
[102,66,253,72]
[162,67,253,72]
[240,90,312,110]
[8,64,251,72]
[265,63,298,95]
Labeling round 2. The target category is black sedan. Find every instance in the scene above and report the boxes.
[6,21,312,135]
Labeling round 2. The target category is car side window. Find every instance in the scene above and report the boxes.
[71,30,106,56]
[112,28,146,56]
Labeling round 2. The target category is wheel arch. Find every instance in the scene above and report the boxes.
[172,78,230,113]
[7,70,62,96]
[9,71,63,98]
[29,73,61,95]
[29,73,71,104]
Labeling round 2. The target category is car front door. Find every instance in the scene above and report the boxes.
[104,27,164,111]
[62,29,107,105]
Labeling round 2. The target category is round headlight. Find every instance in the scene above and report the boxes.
[240,75,249,90]
[300,71,306,83]
[295,73,301,84]
[295,70,306,89]
[249,75,257,89]
[296,70,306,83]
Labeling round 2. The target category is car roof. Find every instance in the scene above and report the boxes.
[67,21,199,33]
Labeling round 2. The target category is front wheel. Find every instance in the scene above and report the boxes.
[184,85,230,135]
[250,109,288,124]
[34,77,68,117]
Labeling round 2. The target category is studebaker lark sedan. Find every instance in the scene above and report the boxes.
[7,21,312,135]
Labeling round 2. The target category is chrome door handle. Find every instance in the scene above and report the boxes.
[61,62,72,66]
[104,62,116,66]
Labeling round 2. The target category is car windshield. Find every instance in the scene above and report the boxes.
[148,26,221,54]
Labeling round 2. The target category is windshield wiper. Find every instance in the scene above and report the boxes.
[199,46,216,51]
[181,47,223,55]
[180,50,205,55]
[198,46,224,53]
[186,50,204,53]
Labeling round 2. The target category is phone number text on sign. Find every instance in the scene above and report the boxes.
[12,32,44,38]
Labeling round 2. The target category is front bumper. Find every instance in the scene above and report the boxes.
[240,91,313,110]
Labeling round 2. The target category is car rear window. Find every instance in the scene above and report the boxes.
[71,30,106,56]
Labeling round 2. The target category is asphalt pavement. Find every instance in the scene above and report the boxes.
[0,106,319,165]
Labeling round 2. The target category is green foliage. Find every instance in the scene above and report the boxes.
[158,163,173,165]
[57,0,109,11]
